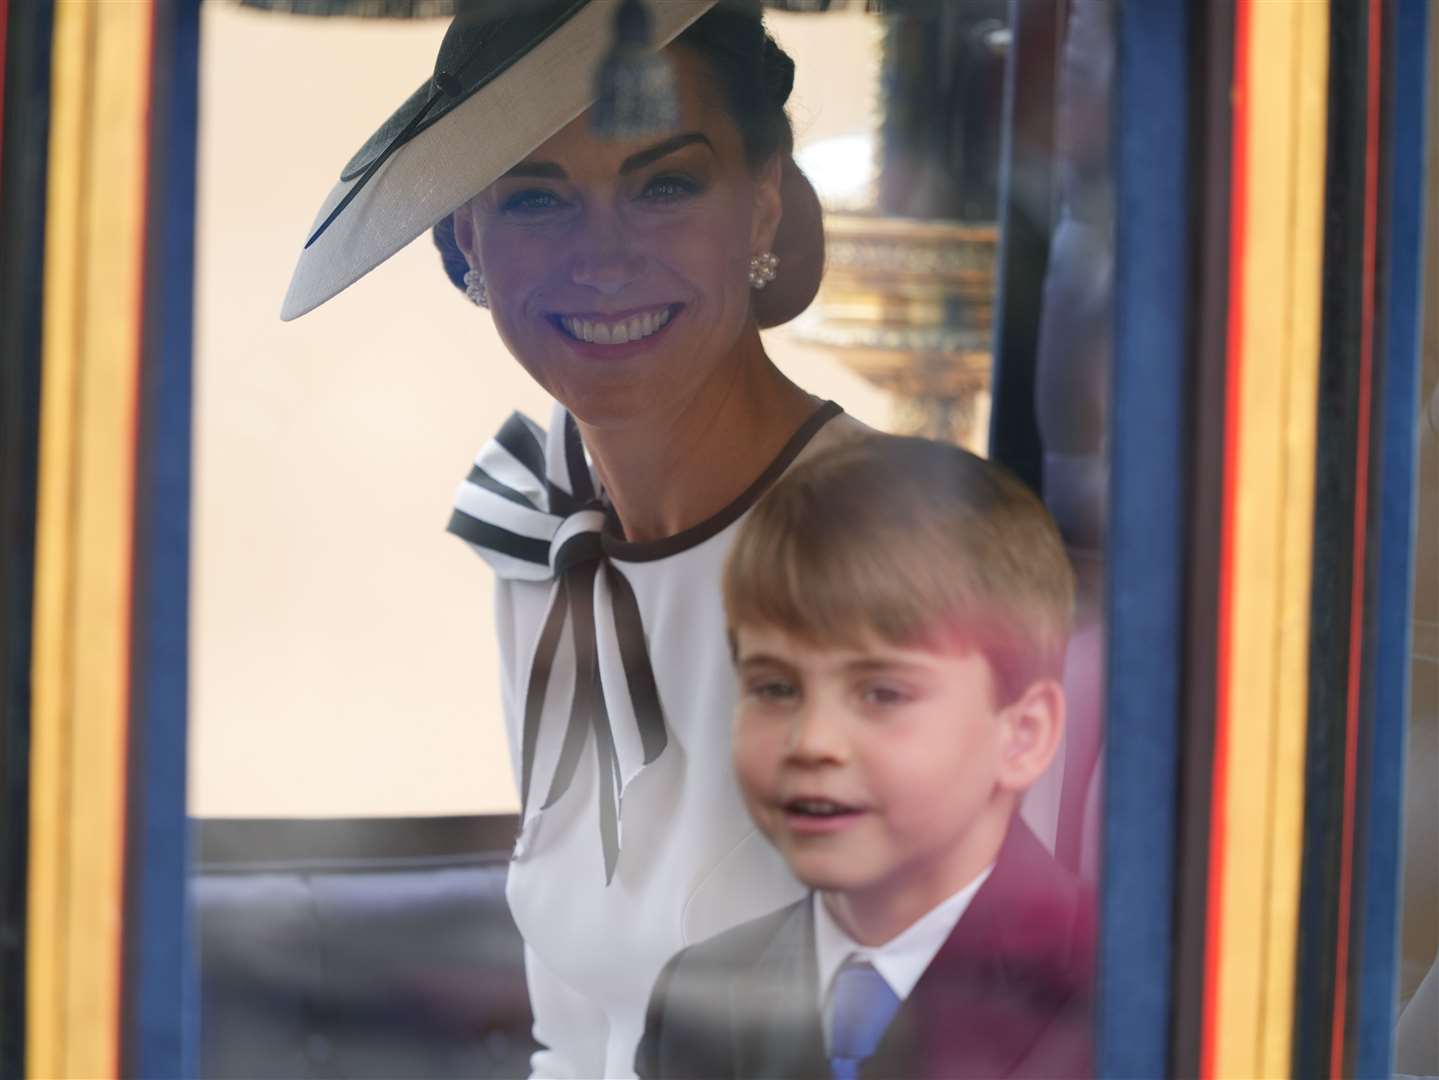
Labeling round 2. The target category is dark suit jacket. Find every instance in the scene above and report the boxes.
[635,820,1095,1079]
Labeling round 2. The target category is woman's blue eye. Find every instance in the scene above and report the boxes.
[642,173,701,201]
[500,189,566,215]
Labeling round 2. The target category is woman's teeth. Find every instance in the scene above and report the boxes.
[561,307,671,345]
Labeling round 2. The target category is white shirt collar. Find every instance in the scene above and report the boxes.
[813,865,994,1044]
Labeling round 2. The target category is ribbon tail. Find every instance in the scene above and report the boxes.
[605,563,668,764]
[592,668,622,885]
[521,576,572,814]
[540,564,598,811]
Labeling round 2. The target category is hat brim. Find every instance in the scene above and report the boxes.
[281,0,717,321]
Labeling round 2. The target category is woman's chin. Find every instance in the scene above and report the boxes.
[542,371,686,431]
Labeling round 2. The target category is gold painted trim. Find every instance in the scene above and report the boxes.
[27,2,153,1076]
[1211,2,1329,1076]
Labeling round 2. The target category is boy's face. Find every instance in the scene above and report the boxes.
[732,624,1024,919]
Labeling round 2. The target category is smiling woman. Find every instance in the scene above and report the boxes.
[451,87,793,460]
[280,3,869,1077]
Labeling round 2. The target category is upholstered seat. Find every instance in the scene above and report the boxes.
[195,817,535,1080]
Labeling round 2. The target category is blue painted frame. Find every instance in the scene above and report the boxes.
[123,1,200,1075]
[1098,1,1190,1076]
[1354,0,1430,1074]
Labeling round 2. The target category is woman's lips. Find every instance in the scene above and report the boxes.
[553,303,679,347]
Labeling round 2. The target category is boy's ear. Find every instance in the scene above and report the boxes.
[996,679,1066,794]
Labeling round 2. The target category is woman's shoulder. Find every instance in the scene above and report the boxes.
[791,406,874,466]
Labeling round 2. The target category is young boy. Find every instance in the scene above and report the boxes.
[636,436,1093,1080]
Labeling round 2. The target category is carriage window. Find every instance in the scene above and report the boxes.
[188,2,1109,1076]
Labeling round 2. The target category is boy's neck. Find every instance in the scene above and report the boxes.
[820,807,1012,948]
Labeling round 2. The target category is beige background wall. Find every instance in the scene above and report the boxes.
[190,5,890,817]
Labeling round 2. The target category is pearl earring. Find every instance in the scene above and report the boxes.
[463,268,489,308]
[748,251,779,290]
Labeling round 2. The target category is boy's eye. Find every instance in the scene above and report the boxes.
[499,188,568,216]
[860,683,911,708]
[745,678,798,704]
[641,173,702,202]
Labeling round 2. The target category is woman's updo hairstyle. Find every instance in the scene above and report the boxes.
[675,1,797,166]
[435,1,824,329]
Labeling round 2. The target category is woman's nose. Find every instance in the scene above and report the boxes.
[568,219,647,296]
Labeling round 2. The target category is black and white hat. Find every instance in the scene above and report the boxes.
[281,0,718,321]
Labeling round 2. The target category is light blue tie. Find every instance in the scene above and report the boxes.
[828,959,902,1080]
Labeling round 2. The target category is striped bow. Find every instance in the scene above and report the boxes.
[447,405,666,884]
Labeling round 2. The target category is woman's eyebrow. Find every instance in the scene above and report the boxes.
[503,133,714,182]
[618,132,713,174]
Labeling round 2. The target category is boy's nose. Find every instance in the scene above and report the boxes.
[785,705,848,766]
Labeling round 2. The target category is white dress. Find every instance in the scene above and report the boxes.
[449,399,867,1078]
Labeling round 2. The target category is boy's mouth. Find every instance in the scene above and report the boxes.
[784,797,857,817]
[781,797,866,833]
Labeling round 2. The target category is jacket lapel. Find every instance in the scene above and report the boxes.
[881,821,1090,1079]
[733,900,829,1080]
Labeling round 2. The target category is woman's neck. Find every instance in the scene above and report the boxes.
[578,332,817,543]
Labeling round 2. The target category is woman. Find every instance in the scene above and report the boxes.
[284,3,866,1076]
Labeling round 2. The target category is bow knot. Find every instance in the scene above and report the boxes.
[550,511,608,576]
[447,405,666,884]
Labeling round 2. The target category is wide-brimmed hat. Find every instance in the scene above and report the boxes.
[282,0,720,321]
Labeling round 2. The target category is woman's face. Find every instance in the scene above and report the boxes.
[453,45,783,429]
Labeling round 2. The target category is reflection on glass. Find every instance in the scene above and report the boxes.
[791,1,1008,451]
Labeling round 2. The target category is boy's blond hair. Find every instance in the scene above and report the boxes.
[724,436,1075,705]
